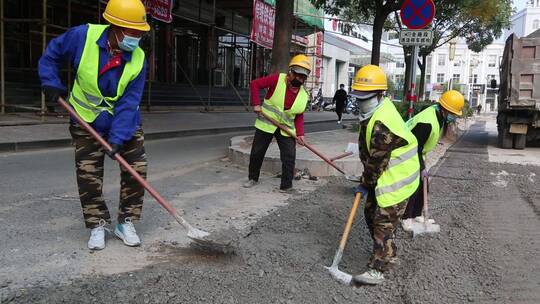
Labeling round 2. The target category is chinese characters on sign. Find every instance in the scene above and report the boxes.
[142,0,173,23]
[314,32,323,79]
[399,29,433,46]
[251,0,276,49]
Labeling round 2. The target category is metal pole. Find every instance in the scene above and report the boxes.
[147,25,155,111]
[67,0,72,92]
[206,0,216,112]
[41,0,47,117]
[1,0,5,114]
[407,45,419,119]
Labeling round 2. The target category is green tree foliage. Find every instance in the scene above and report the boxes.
[389,0,512,99]
[313,0,405,65]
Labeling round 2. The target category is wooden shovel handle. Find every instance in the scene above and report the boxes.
[422,176,429,220]
[339,192,362,251]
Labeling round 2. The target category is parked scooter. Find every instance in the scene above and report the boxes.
[344,95,359,116]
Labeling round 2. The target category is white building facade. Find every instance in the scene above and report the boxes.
[506,1,540,39]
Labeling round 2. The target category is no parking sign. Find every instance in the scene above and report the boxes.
[400,0,435,29]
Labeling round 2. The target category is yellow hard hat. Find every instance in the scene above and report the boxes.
[351,65,387,93]
[289,54,311,76]
[103,0,150,32]
[439,90,465,116]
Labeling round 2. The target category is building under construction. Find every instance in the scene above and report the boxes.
[0,0,324,114]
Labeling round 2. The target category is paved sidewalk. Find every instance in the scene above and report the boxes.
[0,111,356,152]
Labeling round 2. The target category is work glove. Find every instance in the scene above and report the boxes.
[105,143,123,160]
[353,184,369,198]
[42,86,64,105]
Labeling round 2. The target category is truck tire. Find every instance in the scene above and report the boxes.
[498,126,513,149]
[513,133,526,149]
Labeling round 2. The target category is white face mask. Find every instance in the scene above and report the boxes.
[357,95,380,122]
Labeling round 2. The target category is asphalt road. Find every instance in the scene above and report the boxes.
[0,121,346,293]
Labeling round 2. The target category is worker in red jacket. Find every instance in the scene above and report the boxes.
[243,54,311,192]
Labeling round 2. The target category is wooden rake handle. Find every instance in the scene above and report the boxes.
[259,111,346,175]
[58,97,180,218]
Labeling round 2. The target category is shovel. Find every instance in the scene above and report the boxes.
[325,192,362,285]
[259,112,360,182]
[412,176,440,237]
[58,97,233,253]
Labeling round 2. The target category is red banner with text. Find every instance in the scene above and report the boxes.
[251,0,275,49]
[142,0,173,23]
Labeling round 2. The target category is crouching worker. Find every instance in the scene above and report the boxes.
[243,54,311,193]
[351,65,420,285]
[401,90,464,231]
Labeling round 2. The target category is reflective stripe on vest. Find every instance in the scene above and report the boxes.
[406,105,441,158]
[68,24,145,123]
[365,98,420,207]
[254,73,308,137]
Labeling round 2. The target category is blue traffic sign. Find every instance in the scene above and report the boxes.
[400,0,435,30]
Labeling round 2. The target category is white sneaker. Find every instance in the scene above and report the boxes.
[243,179,258,188]
[401,218,414,232]
[337,120,342,124]
[88,220,107,250]
[414,216,435,224]
[354,269,385,285]
[114,218,141,247]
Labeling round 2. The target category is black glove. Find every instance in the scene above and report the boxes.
[42,86,64,105]
[105,143,123,160]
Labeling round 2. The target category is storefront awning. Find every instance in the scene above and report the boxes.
[263,0,324,29]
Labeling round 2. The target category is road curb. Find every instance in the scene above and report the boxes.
[0,118,357,153]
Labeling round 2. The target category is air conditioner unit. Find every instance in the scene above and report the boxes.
[214,69,225,87]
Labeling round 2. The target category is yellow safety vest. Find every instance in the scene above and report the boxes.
[365,98,420,207]
[254,73,308,137]
[406,105,441,158]
[69,24,145,123]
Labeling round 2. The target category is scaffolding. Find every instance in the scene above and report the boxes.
[0,0,322,115]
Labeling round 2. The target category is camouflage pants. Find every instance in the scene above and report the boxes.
[364,190,406,272]
[69,124,147,229]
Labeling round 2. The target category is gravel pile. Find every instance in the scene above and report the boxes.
[7,123,507,304]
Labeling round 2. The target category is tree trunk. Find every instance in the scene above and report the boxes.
[270,0,294,73]
[371,11,387,65]
[418,54,427,101]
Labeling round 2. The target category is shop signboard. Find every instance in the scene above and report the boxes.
[142,0,173,23]
[315,57,322,79]
[251,0,276,49]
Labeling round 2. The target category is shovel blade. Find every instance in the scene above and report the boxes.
[324,265,353,285]
[411,222,440,237]
[345,175,361,182]
[345,143,359,154]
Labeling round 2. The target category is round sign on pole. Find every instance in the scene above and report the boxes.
[400,0,435,30]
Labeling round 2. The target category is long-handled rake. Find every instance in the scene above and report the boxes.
[58,97,233,253]
[259,112,360,182]
[325,192,362,285]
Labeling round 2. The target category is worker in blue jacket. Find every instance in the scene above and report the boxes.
[38,0,150,250]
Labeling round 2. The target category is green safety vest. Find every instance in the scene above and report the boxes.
[69,24,145,123]
[406,105,441,158]
[365,98,420,207]
[254,73,308,137]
